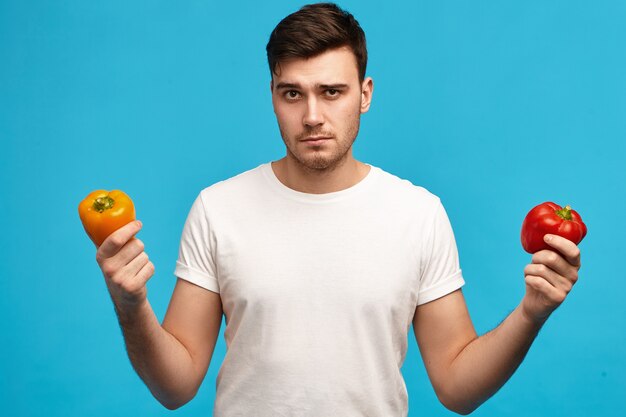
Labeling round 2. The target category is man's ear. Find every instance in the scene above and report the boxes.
[360,77,374,114]
[270,79,274,93]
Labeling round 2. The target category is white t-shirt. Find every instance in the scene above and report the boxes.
[174,162,464,417]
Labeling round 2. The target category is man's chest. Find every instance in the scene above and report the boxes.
[213,207,423,327]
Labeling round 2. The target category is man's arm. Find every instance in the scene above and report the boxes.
[413,234,581,415]
[96,222,223,410]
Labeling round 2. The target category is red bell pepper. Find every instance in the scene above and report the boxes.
[521,202,587,253]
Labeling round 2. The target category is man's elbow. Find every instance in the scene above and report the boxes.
[160,398,187,411]
[153,386,199,411]
[158,395,193,411]
[442,402,478,416]
[436,389,481,415]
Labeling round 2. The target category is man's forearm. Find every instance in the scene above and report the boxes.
[114,299,199,410]
[445,305,544,414]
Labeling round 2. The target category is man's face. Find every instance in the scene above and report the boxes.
[271,47,373,171]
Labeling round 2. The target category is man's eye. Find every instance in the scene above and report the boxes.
[285,91,300,100]
[326,89,340,97]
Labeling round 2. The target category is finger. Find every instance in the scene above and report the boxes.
[135,259,156,287]
[108,251,149,289]
[524,263,572,292]
[124,251,151,279]
[97,220,143,260]
[543,234,581,268]
[123,259,156,294]
[111,238,146,269]
[525,275,567,305]
[531,249,578,281]
[98,238,146,279]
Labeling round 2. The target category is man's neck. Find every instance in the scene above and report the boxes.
[271,156,370,194]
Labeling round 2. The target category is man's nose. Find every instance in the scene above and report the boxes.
[303,97,324,127]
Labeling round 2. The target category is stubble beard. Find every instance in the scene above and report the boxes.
[279,114,361,174]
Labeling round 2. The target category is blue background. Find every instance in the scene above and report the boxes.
[1,0,624,416]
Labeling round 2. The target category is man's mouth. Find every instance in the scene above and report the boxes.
[301,136,333,145]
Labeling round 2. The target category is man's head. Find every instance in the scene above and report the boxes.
[266,2,368,83]
[266,3,373,173]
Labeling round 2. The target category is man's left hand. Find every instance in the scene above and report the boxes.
[521,234,582,324]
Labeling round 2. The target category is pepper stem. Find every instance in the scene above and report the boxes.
[555,205,573,221]
[92,195,115,213]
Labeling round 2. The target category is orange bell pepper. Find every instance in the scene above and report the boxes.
[78,190,136,247]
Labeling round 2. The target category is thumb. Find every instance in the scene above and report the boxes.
[97,220,143,258]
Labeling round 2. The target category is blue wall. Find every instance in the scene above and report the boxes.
[1,1,624,415]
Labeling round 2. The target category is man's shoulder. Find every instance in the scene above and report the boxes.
[199,163,267,195]
[373,165,441,207]
[191,163,270,213]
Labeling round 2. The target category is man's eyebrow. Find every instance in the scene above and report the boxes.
[274,82,300,90]
[318,83,349,90]
[274,82,350,90]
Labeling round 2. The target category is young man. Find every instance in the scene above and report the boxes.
[94,3,582,416]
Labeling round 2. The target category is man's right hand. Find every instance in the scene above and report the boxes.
[95,220,155,315]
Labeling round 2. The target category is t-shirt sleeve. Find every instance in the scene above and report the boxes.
[417,199,465,305]
[173,193,220,293]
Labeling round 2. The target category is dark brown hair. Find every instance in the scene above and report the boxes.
[266,3,368,82]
